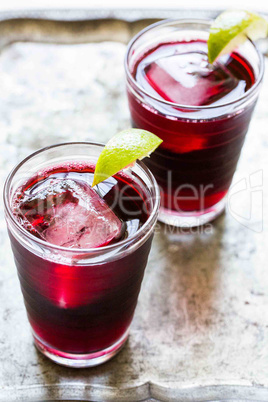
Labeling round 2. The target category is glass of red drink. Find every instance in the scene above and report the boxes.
[125,19,264,227]
[4,142,159,367]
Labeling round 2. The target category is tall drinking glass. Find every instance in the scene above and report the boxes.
[4,142,159,367]
[125,19,264,227]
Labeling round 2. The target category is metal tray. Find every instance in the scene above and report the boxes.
[0,8,268,402]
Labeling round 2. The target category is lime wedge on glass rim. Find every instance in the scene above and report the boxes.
[208,10,268,64]
[92,129,163,187]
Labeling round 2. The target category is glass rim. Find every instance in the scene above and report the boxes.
[3,141,160,255]
[124,18,265,110]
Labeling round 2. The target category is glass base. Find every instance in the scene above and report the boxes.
[33,329,129,368]
[158,196,226,227]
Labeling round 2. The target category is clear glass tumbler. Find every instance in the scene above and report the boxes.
[4,142,159,367]
[125,19,264,227]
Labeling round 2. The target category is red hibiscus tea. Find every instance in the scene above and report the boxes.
[125,19,264,226]
[4,143,159,367]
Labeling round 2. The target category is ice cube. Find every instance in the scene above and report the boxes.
[142,51,245,106]
[19,179,122,248]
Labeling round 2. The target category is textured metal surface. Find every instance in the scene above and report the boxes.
[0,8,220,47]
[0,9,268,402]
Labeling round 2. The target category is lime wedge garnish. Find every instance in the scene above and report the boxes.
[208,10,268,63]
[92,129,162,187]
